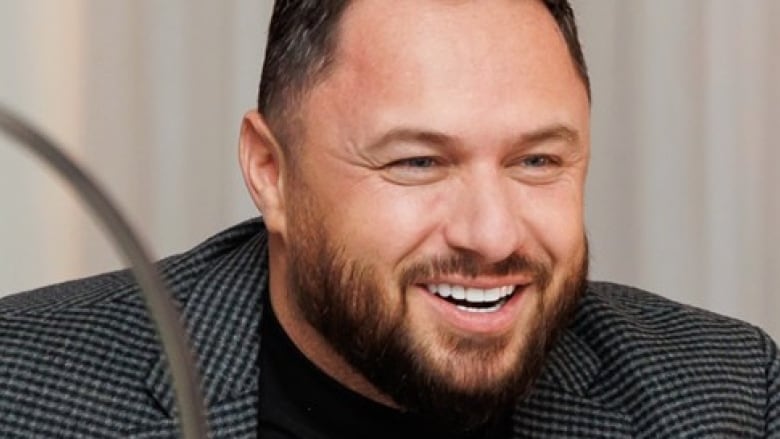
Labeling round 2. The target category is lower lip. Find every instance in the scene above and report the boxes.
[411,285,529,336]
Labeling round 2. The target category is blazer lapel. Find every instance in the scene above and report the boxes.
[125,393,257,438]
[512,309,633,437]
[141,222,267,433]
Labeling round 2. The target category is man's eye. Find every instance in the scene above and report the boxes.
[522,155,555,168]
[392,157,438,168]
[509,154,564,184]
[380,156,447,185]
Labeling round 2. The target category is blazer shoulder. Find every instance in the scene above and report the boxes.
[0,218,266,317]
[583,280,760,334]
[577,281,771,378]
[0,250,190,317]
[572,282,776,436]
[0,269,137,316]
[0,219,266,436]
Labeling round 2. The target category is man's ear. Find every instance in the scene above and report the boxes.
[239,110,288,238]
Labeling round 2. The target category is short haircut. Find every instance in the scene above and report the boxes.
[258,0,590,149]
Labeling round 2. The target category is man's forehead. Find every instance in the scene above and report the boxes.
[299,0,587,135]
[333,0,558,63]
[319,0,579,106]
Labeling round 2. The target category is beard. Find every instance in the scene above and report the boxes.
[285,189,589,432]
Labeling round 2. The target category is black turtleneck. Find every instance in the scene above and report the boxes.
[257,299,512,439]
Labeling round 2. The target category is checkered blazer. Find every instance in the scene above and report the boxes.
[1,219,778,437]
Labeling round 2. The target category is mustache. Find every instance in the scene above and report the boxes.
[399,252,552,289]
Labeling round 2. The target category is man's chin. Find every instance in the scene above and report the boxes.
[380,271,585,431]
[378,316,538,425]
[419,341,529,395]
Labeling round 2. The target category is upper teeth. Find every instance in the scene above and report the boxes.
[426,284,515,303]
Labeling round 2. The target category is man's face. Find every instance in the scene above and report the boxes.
[280,0,590,430]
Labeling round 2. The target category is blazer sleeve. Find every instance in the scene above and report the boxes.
[764,330,780,436]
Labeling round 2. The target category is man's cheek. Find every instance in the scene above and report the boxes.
[525,217,582,268]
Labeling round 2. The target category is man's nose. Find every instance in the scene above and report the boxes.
[443,174,524,264]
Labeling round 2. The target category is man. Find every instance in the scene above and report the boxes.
[0,0,778,437]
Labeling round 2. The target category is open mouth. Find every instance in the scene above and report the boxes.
[423,284,518,313]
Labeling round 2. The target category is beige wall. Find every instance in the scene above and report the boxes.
[1,1,778,339]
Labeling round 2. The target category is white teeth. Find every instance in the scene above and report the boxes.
[465,288,484,302]
[457,303,502,313]
[484,287,500,302]
[425,283,516,304]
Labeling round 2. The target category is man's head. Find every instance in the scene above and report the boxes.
[241,0,590,431]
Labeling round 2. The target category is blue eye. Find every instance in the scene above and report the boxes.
[508,153,566,185]
[380,156,447,185]
[397,157,437,168]
[522,155,553,167]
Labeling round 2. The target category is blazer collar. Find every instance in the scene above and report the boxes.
[511,290,636,435]
[146,219,267,417]
[535,322,601,397]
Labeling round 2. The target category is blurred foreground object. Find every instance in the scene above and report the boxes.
[0,105,209,439]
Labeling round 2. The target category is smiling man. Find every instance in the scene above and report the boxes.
[1,0,779,438]
[241,0,779,437]
[244,0,590,436]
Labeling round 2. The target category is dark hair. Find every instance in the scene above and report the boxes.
[258,0,589,146]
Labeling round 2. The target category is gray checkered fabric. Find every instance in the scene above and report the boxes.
[0,220,263,438]
[1,219,778,437]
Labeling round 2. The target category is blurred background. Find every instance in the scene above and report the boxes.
[0,0,777,340]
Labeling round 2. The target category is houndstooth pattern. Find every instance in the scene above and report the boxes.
[1,219,778,437]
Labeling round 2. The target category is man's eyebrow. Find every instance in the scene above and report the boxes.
[364,124,580,152]
[518,125,580,147]
[364,128,455,152]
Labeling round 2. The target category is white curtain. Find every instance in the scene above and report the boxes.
[0,1,777,340]
[0,0,267,293]
[575,0,780,339]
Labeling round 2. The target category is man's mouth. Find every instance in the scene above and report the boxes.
[424,284,518,313]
